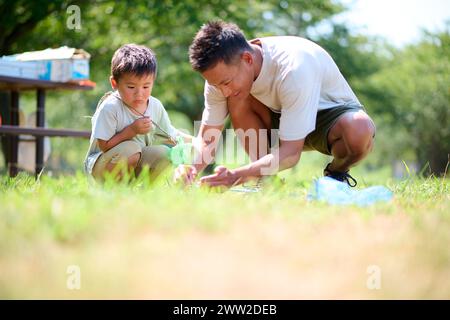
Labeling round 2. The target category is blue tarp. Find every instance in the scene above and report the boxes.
[308,177,393,206]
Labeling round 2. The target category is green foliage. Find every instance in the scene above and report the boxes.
[366,24,450,174]
[316,24,386,81]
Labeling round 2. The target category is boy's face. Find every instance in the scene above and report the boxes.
[110,73,155,109]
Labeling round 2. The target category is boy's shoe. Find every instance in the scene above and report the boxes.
[323,163,357,187]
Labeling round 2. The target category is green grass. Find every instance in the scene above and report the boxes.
[0,156,449,299]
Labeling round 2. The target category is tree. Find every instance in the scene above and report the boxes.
[0,0,92,55]
[367,24,450,175]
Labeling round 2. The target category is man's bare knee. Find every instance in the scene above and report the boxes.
[345,119,375,157]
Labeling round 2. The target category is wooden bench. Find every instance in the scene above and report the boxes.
[0,75,95,177]
[0,125,90,138]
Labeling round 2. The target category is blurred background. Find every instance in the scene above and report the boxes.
[0,0,449,177]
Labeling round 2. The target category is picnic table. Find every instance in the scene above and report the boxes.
[0,75,95,177]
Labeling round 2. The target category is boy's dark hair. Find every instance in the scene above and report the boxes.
[189,20,253,72]
[111,44,157,81]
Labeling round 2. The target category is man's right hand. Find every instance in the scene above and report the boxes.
[173,164,197,185]
[130,116,151,135]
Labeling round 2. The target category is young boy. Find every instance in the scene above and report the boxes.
[84,44,191,180]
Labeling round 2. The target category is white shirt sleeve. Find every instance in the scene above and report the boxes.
[201,82,228,126]
[92,102,117,141]
[278,57,323,141]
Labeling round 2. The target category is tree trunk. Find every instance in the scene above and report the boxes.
[418,145,450,177]
[429,151,450,177]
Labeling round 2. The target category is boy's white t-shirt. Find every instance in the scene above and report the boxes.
[202,36,361,141]
[84,91,179,174]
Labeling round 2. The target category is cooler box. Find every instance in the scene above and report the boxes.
[0,46,90,82]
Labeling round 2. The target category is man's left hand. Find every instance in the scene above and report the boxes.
[200,165,242,187]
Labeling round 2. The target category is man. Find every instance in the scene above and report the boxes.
[175,20,375,187]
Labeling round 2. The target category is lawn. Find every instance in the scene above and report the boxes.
[0,155,449,299]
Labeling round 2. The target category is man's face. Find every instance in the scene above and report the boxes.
[201,54,254,100]
[110,73,154,109]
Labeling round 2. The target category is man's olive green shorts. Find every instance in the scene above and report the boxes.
[270,103,367,155]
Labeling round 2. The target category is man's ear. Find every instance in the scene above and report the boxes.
[110,76,117,89]
[241,51,253,65]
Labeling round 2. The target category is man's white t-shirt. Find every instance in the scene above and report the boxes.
[84,91,179,174]
[202,36,361,141]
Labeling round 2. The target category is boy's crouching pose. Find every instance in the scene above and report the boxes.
[84,44,191,181]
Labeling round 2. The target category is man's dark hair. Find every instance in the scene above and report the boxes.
[111,44,157,81]
[189,20,253,72]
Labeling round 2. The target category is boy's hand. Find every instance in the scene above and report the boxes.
[173,164,197,185]
[130,116,151,135]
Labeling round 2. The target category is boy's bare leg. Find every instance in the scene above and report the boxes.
[137,145,172,180]
[327,110,376,172]
[104,152,141,179]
